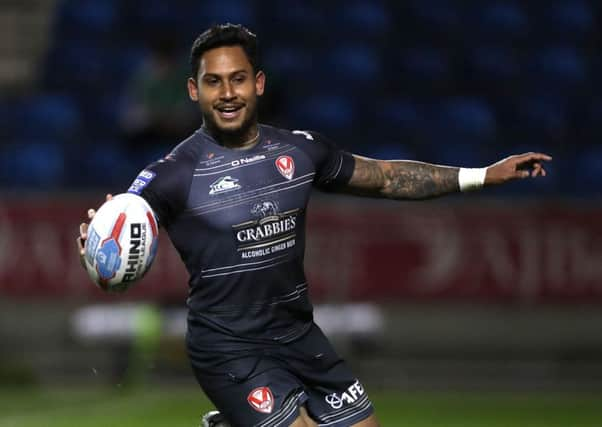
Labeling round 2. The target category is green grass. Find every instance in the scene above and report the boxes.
[0,386,600,427]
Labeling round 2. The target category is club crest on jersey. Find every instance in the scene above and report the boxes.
[275,155,295,180]
[209,176,241,195]
[247,387,274,414]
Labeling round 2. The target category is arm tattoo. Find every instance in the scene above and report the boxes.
[347,157,460,200]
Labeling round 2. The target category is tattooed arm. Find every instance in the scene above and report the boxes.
[343,153,552,200]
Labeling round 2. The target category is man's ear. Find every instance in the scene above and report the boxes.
[188,77,199,101]
[255,71,265,96]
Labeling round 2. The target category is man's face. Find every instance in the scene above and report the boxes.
[188,45,265,137]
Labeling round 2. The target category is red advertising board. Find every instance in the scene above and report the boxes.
[1,197,600,304]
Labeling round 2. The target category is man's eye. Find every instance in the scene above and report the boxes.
[233,76,245,84]
[206,78,219,86]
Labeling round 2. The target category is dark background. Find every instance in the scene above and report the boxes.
[1,0,599,196]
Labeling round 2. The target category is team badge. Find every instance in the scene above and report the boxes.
[275,155,295,180]
[247,387,274,414]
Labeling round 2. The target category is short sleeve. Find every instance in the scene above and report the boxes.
[293,130,355,191]
[127,155,194,228]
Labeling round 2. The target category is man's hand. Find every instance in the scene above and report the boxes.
[76,194,113,267]
[485,152,552,186]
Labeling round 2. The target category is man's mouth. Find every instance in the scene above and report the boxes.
[215,104,244,120]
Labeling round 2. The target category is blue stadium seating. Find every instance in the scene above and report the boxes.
[539,0,594,40]
[324,44,382,87]
[469,46,520,83]
[335,0,390,38]
[55,0,119,38]
[396,47,451,89]
[17,94,81,140]
[71,140,131,189]
[3,0,594,195]
[0,141,65,189]
[289,94,356,135]
[406,0,463,40]
[527,47,587,92]
[574,145,602,196]
[469,2,529,42]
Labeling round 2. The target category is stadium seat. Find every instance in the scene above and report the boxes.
[178,0,256,36]
[367,98,423,138]
[43,41,108,92]
[573,145,602,196]
[262,45,313,80]
[467,2,529,42]
[16,94,81,140]
[324,44,382,87]
[71,140,131,189]
[335,0,390,39]
[538,0,594,40]
[288,93,356,134]
[469,46,520,83]
[526,47,587,92]
[406,0,462,41]
[515,96,568,138]
[436,97,497,140]
[0,141,65,189]
[419,98,496,165]
[396,47,451,91]
[54,0,119,38]
[260,0,325,39]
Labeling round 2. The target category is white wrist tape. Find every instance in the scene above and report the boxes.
[458,167,487,192]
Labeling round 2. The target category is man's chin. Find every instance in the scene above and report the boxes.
[209,117,250,136]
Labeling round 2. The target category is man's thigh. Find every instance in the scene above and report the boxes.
[197,359,308,426]
[285,325,375,426]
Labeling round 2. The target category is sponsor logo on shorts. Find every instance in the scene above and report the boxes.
[275,155,295,180]
[324,380,365,410]
[247,387,274,414]
[128,170,156,195]
[209,176,241,195]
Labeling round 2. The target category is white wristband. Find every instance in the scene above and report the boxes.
[458,167,487,192]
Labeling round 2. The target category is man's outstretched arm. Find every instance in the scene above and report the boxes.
[343,152,552,200]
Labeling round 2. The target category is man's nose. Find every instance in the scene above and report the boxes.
[220,82,235,99]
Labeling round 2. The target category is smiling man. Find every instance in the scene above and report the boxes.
[78,24,551,427]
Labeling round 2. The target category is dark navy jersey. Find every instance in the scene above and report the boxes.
[128,124,355,347]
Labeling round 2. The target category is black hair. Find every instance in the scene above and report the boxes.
[189,23,258,79]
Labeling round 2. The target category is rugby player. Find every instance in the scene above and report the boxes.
[77,24,551,427]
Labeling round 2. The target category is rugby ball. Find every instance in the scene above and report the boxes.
[83,193,159,292]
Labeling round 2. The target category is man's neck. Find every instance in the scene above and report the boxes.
[203,124,260,150]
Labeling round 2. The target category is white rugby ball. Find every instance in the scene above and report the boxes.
[83,193,159,292]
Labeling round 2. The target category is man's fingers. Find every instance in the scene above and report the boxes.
[76,236,84,252]
[78,223,89,255]
[80,222,88,238]
[516,152,553,163]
